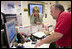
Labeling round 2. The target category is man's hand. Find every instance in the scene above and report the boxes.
[34,40,44,48]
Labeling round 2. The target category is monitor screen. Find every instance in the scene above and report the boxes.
[5,19,16,48]
[28,4,43,16]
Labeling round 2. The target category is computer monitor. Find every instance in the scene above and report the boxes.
[5,19,16,48]
[1,14,4,25]
[28,4,43,16]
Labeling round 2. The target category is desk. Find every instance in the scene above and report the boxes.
[23,40,50,48]
[12,37,50,48]
[14,25,52,48]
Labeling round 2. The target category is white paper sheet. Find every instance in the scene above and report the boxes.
[32,32,46,38]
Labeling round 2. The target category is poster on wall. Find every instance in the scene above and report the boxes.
[8,3,15,9]
[7,3,16,14]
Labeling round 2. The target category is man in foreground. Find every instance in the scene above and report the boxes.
[35,3,71,48]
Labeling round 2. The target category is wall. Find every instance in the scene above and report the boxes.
[58,1,71,12]
[21,1,56,26]
[1,1,22,26]
[43,1,56,26]
[21,1,71,27]
[1,1,71,26]
[21,1,45,26]
[1,1,21,14]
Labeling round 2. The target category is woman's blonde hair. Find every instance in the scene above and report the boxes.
[32,6,40,13]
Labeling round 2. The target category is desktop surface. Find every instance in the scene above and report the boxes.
[10,24,51,48]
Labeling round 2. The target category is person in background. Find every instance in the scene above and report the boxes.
[30,6,44,26]
[67,7,71,12]
[35,3,71,48]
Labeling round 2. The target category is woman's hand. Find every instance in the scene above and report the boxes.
[42,28,50,35]
[36,22,41,25]
[32,14,35,16]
